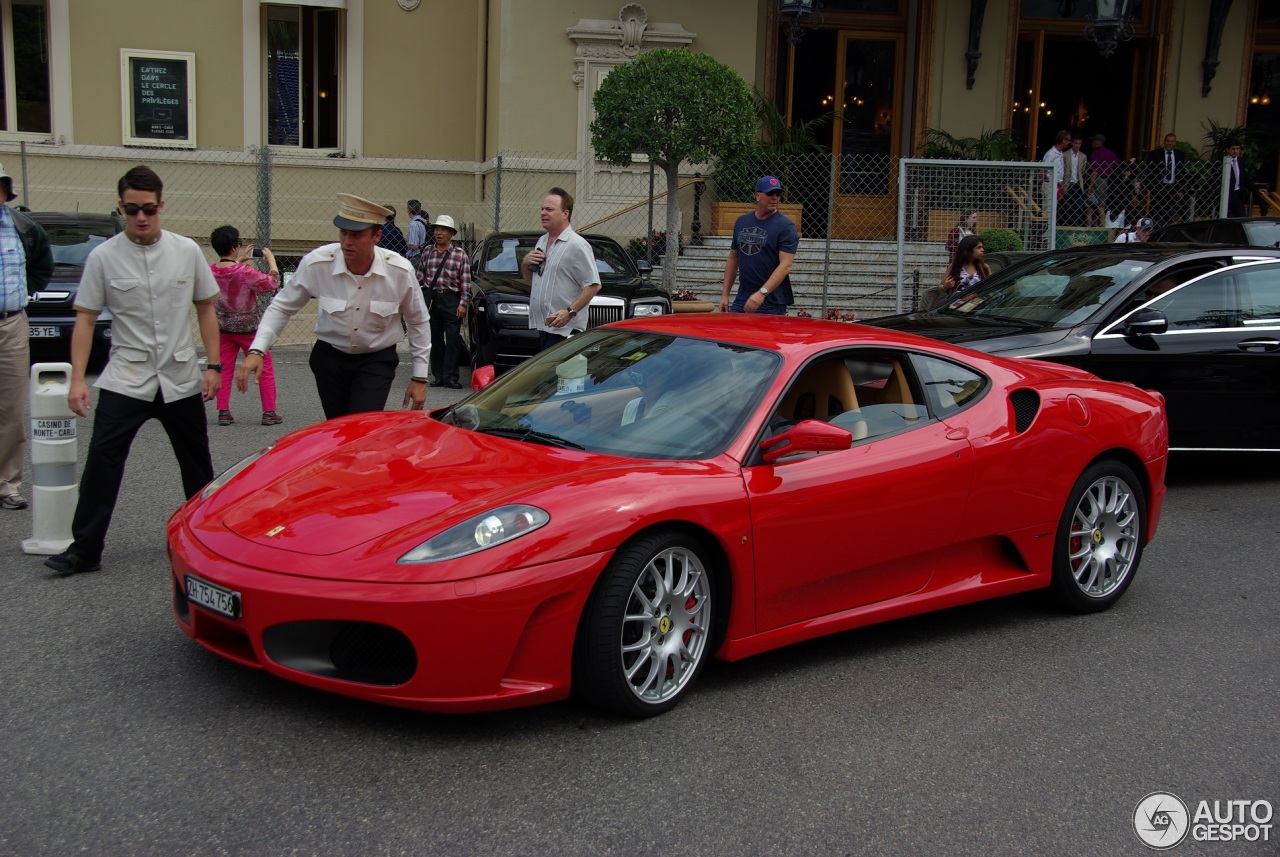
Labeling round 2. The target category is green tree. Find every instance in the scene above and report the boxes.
[591,49,756,291]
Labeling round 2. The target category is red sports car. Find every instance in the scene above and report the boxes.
[169,316,1169,717]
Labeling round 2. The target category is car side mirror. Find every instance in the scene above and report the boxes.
[759,419,853,463]
[1123,309,1168,337]
[634,258,653,276]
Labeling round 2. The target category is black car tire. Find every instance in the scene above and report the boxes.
[574,528,715,717]
[1049,459,1146,614]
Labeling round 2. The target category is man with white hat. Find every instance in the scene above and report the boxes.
[1113,217,1154,243]
[236,193,431,418]
[418,214,471,389]
[0,161,54,512]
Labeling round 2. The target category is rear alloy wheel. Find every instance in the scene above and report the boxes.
[1050,460,1146,613]
[576,530,713,717]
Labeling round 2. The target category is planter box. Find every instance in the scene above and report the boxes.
[672,300,716,313]
[711,202,804,237]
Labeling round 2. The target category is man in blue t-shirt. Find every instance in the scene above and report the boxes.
[718,175,798,315]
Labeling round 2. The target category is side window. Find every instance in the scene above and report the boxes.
[1237,266,1280,325]
[1113,263,1218,319]
[1149,271,1239,330]
[911,354,988,418]
[775,351,929,441]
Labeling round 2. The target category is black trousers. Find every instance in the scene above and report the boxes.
[1060,184,1087,226]
[428,289,464,384]
[70,388,213,562]
[309,340,399,419]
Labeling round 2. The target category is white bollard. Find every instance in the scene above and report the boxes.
[22,363,77,555]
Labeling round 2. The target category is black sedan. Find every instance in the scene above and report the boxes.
[466,232,671,374]
[25,211,122,367]
[869,244,1280,451]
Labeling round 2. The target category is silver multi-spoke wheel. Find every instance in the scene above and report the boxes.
[1066,474,1140,598]
[619,546,710,705]
[576,530,717,716]
[1051,461,1147,613]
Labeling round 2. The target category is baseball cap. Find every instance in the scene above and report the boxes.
[754,176,783,194]
[1137,217,1154,231]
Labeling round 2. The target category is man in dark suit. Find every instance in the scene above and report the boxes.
[1225,140,1256,218]
[1146,133,1186,227]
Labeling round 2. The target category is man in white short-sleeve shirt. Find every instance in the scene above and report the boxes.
[521,187,601,352]
[45,165,222,576]
[237,194,432,419]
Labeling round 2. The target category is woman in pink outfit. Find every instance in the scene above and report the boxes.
[209,225,281,426]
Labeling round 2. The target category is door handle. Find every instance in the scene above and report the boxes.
[945,427,969,441]
[1236,339,1280,352]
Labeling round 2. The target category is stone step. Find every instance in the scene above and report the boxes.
[651,238,942,317]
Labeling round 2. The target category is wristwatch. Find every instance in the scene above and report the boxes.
[759,286,770,295]
[566,309,577,319]
[205,364,222,372]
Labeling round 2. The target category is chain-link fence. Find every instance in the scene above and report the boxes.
[4,140,1256,336]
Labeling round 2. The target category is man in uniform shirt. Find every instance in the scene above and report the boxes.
[45,165,221,575]
[237,194,431,418]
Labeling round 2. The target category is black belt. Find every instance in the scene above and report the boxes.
[0,309,25,320]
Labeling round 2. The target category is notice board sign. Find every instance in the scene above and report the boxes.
[121,50,196,148]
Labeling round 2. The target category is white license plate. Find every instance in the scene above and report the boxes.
[29,326,59,338]
[186,575,241,619]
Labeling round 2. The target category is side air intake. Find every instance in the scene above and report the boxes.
[1009,389,1041,433]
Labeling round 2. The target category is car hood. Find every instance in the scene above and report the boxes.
[477,270,660,301]
[210,413,623,561]
[866,310,1073,353]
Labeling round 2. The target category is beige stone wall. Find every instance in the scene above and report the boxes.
[1161,1,1252,151]
[69,0,242,148]
[927,0,1015,140]
[361,2,485,159]
[484,0,763,156]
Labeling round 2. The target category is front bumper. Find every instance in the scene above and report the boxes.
[168,517,610,712]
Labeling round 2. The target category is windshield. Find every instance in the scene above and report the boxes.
[1243,221,1280,248]
[437,329,779,459]
[941,252,1154,327]
[41,222,117,266]
[481,236,637,277]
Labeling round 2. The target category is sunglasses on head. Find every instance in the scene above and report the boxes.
[121,202,160,216]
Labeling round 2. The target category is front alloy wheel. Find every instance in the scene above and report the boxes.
[575,530,713,717]
[1050,460,1146,613]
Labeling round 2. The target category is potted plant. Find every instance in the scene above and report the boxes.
[669,287,715,313]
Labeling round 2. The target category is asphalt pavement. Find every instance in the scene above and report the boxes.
[1,349,1277,856]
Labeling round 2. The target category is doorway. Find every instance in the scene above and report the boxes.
[1012,34,1156,162]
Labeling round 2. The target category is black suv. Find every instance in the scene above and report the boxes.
[25,211,122,366]
[1149,216,1280,248]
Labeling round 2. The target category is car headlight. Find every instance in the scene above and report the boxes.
[631,303,666,317]
[496,302,530,317]
[200,445,274,500]
[398,504,549,563]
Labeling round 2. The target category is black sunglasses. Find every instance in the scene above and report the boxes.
[121,202,160,216]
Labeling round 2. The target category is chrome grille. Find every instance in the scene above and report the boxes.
[587,296,625,329]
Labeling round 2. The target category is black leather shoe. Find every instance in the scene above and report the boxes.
[430,380,446,388]
[44,551,102,575]
[446,381,463,389]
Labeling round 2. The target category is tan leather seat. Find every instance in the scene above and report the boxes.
[778,359,859,422]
